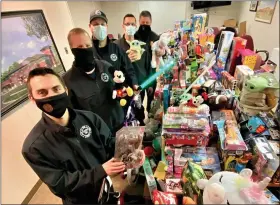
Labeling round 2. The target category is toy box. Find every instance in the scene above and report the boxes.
[268,140,280,155]
[216,31,235,67]
[234,65,254,95]
[163,84,171,113]
[248,137,280,181]
[143,157,157,198]
[180,147,221,178]
[192,13,207,38]
[226,37,247,75]
[271,166,280,185]
[238,49,258,70]
[180,19,192,32]
[166,178,183,194]
[214,110,248,151]
[264,188,280,204]
[222,150,253,172]
[221,71,237,91]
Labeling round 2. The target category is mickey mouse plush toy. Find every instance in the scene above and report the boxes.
[112,70,134,106]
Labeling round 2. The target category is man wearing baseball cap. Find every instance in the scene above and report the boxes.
[89,9,139,91]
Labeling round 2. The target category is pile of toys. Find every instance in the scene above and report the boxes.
[118,13,280,205]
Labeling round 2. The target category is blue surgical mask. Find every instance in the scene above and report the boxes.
[93,25,107,41]
[125,25,137,36]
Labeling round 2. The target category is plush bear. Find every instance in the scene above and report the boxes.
[112,70,133,106]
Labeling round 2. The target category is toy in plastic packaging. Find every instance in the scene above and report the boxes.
[166,178,183,194]
[167,104,210,116]
[152,190,177,205]
[181,161,207,204]
[114,126,145,169]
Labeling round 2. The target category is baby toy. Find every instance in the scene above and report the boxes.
[126,40,146,62]
[240,73,279,115]
[151,31,172,69]
[197,169,271,204]
[112,70,134,106]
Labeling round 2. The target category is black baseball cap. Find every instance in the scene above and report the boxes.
[89,9,108,24]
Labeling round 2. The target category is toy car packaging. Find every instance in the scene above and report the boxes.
[114,126,145,169]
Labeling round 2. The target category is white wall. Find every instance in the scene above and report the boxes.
[185,1,240,27]
[67,1,102,34]
[98,1,240,38]
[1,1,74,203]
[238,1,279,53]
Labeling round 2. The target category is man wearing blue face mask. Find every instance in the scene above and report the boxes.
[89,9,139,91]
[115,14,153,125]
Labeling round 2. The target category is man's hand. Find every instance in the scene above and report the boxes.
[127,49,138,62]
[147,87,153,96]
[133,85,139,91]
[102,158,125,176]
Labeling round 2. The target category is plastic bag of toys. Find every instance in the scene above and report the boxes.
[114,126,145,169]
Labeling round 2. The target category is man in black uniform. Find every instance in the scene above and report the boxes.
[22,68,125,204]
[115,14,153,125]
[89,9,139,90]
[135,10,159,112]
[63,28,124,134]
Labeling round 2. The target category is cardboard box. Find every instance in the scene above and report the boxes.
[224,19,237,27]
[239,21,246,36]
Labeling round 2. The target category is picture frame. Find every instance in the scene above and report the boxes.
[1,10,65,116]
[255,1,277,24]
[249,1,258,12]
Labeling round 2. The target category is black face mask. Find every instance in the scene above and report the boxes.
[35,92,70,118]
[71,47,95,72]
[138,25,151,40]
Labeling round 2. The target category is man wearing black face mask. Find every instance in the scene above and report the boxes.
[63,28,124,134]
[135,10,159,113]
[22,67,125,204]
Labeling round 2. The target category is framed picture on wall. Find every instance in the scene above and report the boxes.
[249,1,258,12]
[255,1,277,24]
[1,10,65,116]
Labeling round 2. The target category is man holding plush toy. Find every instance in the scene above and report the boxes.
[115,14,154,125]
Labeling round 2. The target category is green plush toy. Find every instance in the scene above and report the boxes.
[244,73,279,92]
[179,90,193,104]
[126,40,146,62]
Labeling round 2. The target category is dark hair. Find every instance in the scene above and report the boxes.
[123,14,136,23]
[27,67,66,95]
[139,10,152,19]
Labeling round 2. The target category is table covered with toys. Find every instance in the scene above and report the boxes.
[113,13,280,205]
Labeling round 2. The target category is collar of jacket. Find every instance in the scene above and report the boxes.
[92,36,111,51]
[41,108,77,134]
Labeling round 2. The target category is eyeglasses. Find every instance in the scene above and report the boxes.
[124,23,136,26]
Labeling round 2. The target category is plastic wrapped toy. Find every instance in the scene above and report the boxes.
[197,169,271,204]
[114,126,145,169]
[181,161,207,204]
[152,190,177,204]
[167,104,210,116]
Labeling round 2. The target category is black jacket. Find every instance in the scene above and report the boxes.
[63,59,124,133]
[114,36,152,85]
[22,108,115,204]
[93,36,138,87]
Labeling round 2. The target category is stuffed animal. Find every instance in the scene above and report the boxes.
[197,169,271,204]
[240,73,279,115]
[126,40,146,62]
[112,70,134,106]
[151,32,172,70]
